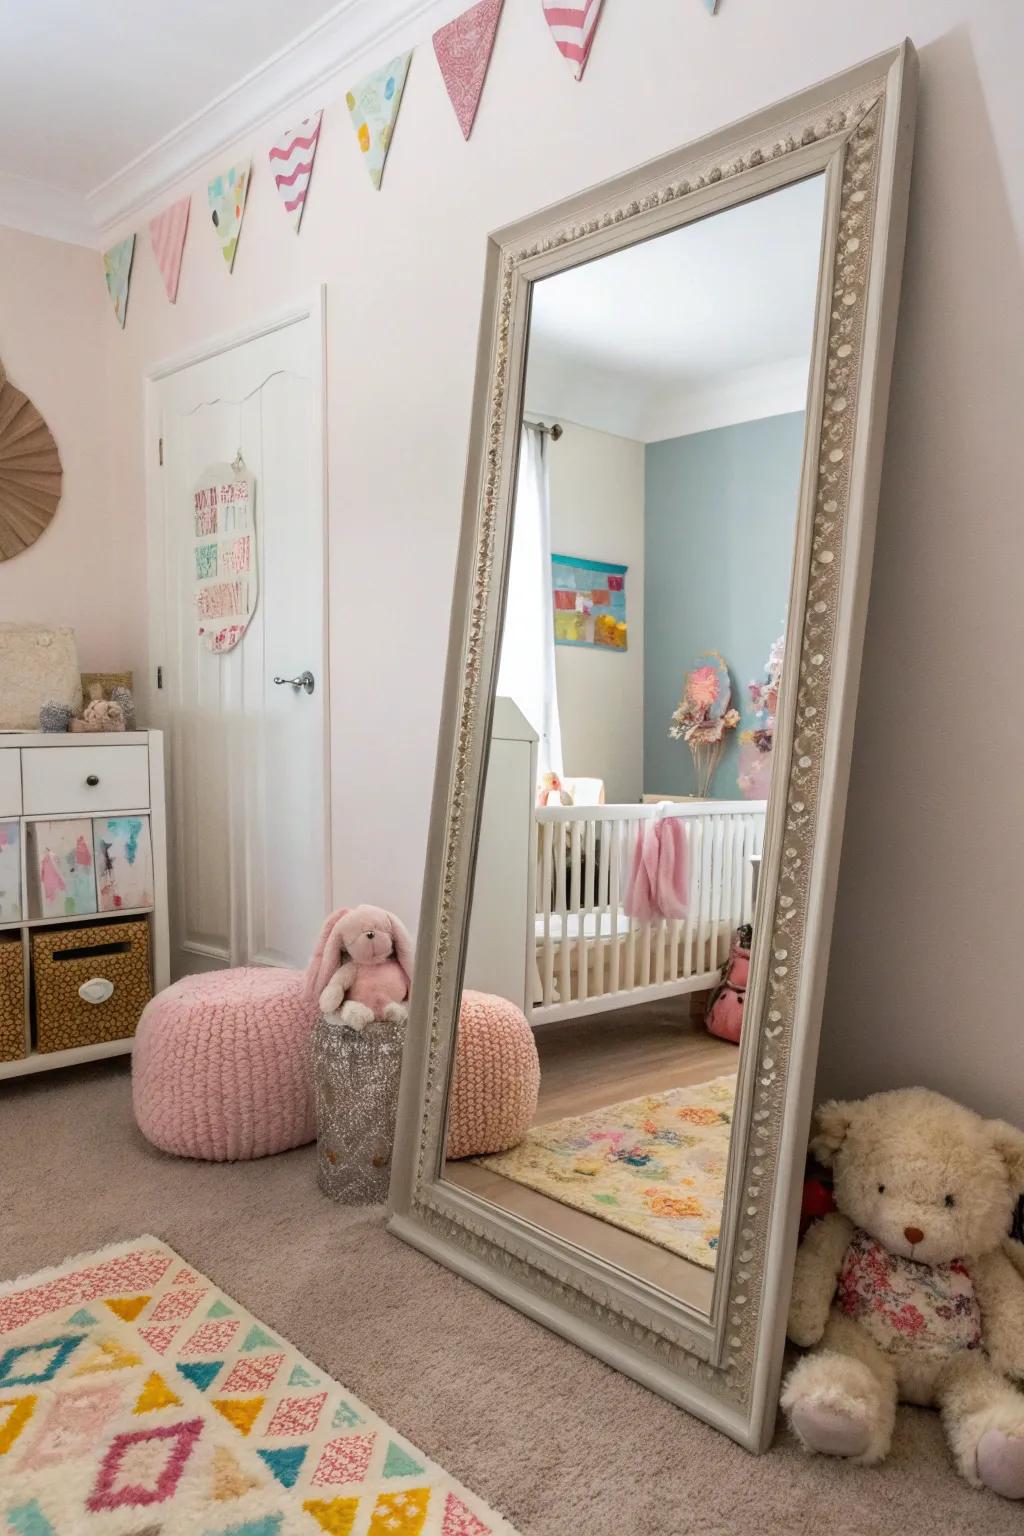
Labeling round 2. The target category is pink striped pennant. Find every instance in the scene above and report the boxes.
[268,111,322,232]
[148,195,190,304]
[541,0,604,81]
[433,0,504,141]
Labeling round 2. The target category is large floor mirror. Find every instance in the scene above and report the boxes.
[391,44,917,1451]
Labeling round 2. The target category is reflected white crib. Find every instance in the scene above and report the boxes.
[463,700,766,1026]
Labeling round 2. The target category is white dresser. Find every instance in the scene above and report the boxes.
[0,730,169,1078]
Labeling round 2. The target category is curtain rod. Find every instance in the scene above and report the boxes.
[523,419,563,440]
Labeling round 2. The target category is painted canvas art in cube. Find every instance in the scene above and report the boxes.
[94,816,154,912]
[27,819,97,919]
[552,553,628,649]
[0,821,20,922]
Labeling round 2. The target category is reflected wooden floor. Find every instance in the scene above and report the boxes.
[444,997,739,1312]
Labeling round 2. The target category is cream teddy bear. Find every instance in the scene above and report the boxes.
[782,1088,1024,1500]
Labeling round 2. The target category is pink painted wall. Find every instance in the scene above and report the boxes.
[0,226,145,671]
[3,0,1020,1118]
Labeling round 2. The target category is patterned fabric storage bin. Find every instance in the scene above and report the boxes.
[0,935,26,1062]
[32,917,151,1053]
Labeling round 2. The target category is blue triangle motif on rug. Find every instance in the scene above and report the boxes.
[7,1501,56,1536]
[383,1441,425,1477]
[287,1363,320,1388]
[240,1325,278,1353]
[67,1308,98,1328]
[176,1359,223,1391]
[206,1299,234,1318]
[207,1516,283,1536]
[257,1445,308,1488]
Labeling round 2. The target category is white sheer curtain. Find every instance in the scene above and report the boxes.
[497,425,563,779]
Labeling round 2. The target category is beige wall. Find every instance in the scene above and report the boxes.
[544,420,645,805]
[0,227,143,671]
[3,0,1020,1119]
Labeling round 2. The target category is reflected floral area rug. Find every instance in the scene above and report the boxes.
[475,1075,736,1270]
[0,1237,518,1535]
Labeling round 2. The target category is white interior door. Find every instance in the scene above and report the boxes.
[147,296,328,977]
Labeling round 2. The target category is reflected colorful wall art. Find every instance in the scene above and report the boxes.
[94,817,154,913]
[552,554,627,649]
[28,819,97,919]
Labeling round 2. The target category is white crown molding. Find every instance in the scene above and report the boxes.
[0,172,96,250]
[1,0,462,248]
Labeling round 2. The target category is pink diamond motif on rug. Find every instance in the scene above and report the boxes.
[221,1353,286,1394]
[180,1319,239,1357]
[18,1381,124,1471]
[266,1391,327,1437]
[310,1432,376,1487]
[137,1325,178,1355]
[87,1417,204,1511]
[444,1491,494,1534]
[149,1289,206,1324]
[0,1252,172,1334]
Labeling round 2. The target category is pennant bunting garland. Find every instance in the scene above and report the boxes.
[268,111,322,231]
[541,0,604,81]
[433,0,504,141]
[346,52,412,188]
[208,160,251,272]
[103,235,135,328]
[705,0,721,13]
[148,194,190,302]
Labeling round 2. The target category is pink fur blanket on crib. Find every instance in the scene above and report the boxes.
[623,812,689,921]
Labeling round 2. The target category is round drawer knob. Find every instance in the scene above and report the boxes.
[86,774,100,787]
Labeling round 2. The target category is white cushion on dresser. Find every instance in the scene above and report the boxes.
[21,744,150,814]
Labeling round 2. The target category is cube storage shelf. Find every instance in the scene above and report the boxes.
[0,730,169,1078]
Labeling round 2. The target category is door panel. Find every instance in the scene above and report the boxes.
[150,308,326,977]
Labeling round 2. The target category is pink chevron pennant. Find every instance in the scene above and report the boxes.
[148,194,190,303]
[433,0,504,141]
[541,0,604,81]
[268,111,322,232]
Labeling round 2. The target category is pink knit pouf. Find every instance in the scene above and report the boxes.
[446,990,540,1159]
[132,968,316,1161]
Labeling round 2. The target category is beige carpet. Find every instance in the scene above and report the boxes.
[2,1061,1019,1536]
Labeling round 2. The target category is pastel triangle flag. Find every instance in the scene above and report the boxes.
[269,111,322,231]
[258,1445,308,1489]
[104,1295,150,1323]
[705,1,720,12]
[148,194,190,302]
[240,1324,278,1353]
[288,1363,321,1388]
[346,52,412,189]
[103,234,135,328]
[211,1396,265,1435]
[67,1308,98,1327]
[382,1441,425,1478]
[541,0,604,81]
[176,1359,223,1392]
[208,160,251,272]
[433,0,504,140]
[302,1504,359,1536]
[134,1372,181,1413]
[206,1299,234,1319]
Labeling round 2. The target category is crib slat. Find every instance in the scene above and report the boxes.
[541,819,554,1006]
[609,818,621,995]
[557,820,570,1005]
[720,814,735,963]
[570,819,585,1003]
[594,817,610,998]
[697,815,713,974]
[625,819,637,990]
[682,819,698,978]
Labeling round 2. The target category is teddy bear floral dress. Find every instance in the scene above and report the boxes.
[836,1227,983,1356]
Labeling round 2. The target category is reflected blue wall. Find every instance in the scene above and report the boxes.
[644,412,805,797]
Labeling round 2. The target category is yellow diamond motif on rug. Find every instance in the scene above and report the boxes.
[0,1236,519,1534]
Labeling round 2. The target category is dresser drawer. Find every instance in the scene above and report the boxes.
[22,745,150,814]
[0,752,21,816]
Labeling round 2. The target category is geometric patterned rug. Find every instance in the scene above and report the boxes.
[475,1075,736,1271]
[0,1237,519,1535]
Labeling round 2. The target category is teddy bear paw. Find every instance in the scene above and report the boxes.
[976,1429,1024,1501]
[789,1399,872,1460]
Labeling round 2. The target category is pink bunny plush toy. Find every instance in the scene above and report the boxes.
[309,904,414,1031]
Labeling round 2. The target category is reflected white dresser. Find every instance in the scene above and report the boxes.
[0,730,169,1078]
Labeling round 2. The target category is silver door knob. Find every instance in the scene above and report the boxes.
[273,670,315,695]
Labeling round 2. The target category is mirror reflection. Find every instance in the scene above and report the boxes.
[446,176,826,1312]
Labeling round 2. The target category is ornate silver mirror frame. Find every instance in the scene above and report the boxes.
[389,43,917,1452]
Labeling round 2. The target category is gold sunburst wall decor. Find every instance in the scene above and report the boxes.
[0,361,63,561]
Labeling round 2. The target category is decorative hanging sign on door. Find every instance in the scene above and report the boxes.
[191,458,258,653]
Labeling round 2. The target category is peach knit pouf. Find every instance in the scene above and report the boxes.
[132,968,317,1161]
[446,990,540,1160]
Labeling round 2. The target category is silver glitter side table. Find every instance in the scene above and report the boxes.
[311,1013,406,1203]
